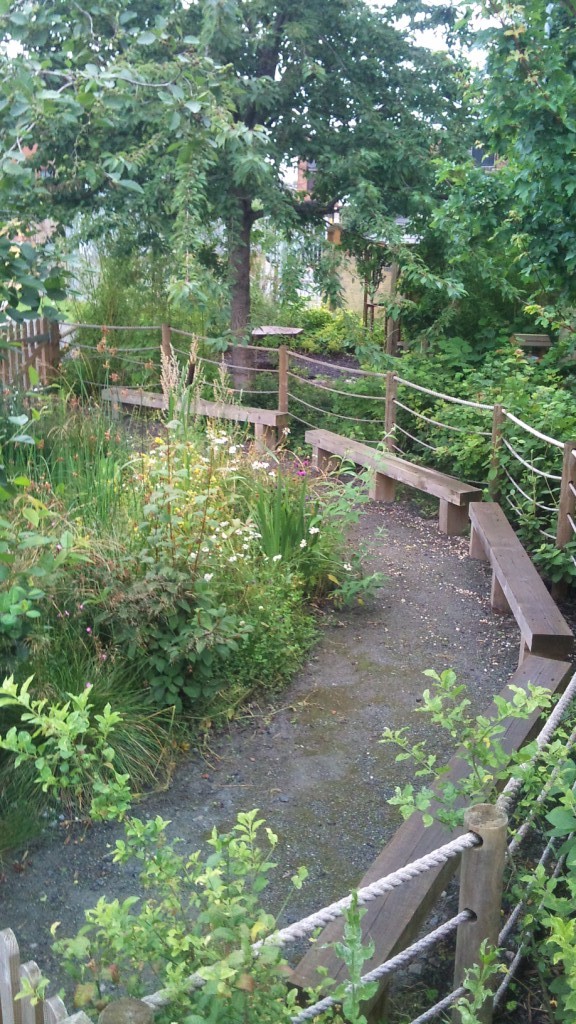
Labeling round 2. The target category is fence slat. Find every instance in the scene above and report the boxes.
[42,996,68,1024]
[0,929,23,1024]
[18,964,43,1024]
[0,319,56,387]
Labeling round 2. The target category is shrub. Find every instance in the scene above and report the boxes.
[54,811,304,1022]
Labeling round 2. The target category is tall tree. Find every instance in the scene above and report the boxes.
[0,0,472,334]
[420,0,576,339]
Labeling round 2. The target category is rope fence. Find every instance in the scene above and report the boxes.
[2,319,576,1024]
[4,316,576,595]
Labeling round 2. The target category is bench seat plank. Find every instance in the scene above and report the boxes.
[291,655,573,1014]
[305,428,482,535]
[101,388,287,449]
[469,502,573,661]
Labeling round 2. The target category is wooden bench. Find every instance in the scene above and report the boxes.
[469,502,573,664]
[305,428,482,535]
[291,654,573,1019]
[101,387,288,450]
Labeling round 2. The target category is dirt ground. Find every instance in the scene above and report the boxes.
[0,495,529,1004]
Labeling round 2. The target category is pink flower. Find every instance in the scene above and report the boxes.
[86,627,92,635]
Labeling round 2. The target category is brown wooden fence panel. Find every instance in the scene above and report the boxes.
[0,319,59,388]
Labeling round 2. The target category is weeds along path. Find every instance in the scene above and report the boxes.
[0,497,520,993]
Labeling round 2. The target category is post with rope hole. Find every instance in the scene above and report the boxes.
[97,998,154,1024]
[553,441,576,599]
[489,404,504,502]
[384,371,397,452]
[453,804,508,1024]
[161,323,172,365]
[48,319,61,382]
[278,344,289,414]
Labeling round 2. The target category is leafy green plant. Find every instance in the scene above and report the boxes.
[0,675,132,821]
[330,894,378,1024]
[532,541,576,586]
[381,669,554,828]
[513,750,576,1022]
[54,810,305,1023]
[451,943,506,1024]
[0,493,87,673]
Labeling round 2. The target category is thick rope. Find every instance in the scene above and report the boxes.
[288,411,317,430]
[497,670,576,816]
[501,437,562,481]
[255,832,480,950]
[394,423,438,452]
[287,372,387,403]
[290,910,473,1024]
[508,721,576,855]
[407,985,467,1024]
[394,398,491,436]
[395,376,493,411]
[494,844,569,1013]
[290,351,378,377]
[288,391,383,424]
[504,410,564,450]
[501,464,559,515]
[59,321,163,332]
[220,362,279,374]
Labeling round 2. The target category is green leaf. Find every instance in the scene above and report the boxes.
[116,179,144,194]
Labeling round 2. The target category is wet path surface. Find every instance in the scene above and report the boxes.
[0,499,520,993]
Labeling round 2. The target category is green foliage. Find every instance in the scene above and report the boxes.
[381,668,554,828]
[0,675,132,821]
[451,943,506,1024]
[53,810,382,1024]
[405,0,576,345]
[0,484,88,674]
[4,397,371,719]
[532,541,576,586]
[54,810,303,1022]
[331,894,378,1024]
[0,0,472,332]
[0,230,66,321]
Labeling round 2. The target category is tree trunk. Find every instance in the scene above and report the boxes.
[227,196,255,391]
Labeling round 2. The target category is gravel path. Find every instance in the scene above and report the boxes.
[0,496,523,1000]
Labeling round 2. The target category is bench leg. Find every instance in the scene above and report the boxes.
[254,424,277,452]
[439,500,469,536]
[518,640,529,668]
[312,446,338,473]
[490,572,510,613]
[469,524,488,560]
[369,472,395,502]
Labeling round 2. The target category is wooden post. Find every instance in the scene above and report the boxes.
[278,345,289,414]
[98,999,154,1024]
[555,441,576,548]
[47,320,61,382]
[552,441,576,600]
[489,404,504,502]
[161,323,171,361]
[453,804,508,1024]
[385,263,400,356]
[384,371,397,452]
